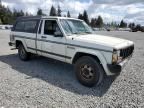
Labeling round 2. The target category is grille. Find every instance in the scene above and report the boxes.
[120,45,134,59]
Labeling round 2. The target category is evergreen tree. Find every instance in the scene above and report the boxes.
[0,4,5,24]
[83,10,89,25]
[19,11,24,16]
[49,5,57,16]
[0,4,13,24]
[67,11,71,17]
[5,7,13,24]
[13,9,17,18]
[57,5,61,17]
[78,13,83,20]
[119,20,127,28]
[37,8,43,16]
[90,18,97,27]
[96,16,103,28]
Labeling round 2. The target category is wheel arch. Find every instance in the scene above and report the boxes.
[72,51,111,75]
[15,39,28,51]
[72,52,101,64]
[16,40,23,48]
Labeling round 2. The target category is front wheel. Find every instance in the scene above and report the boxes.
[75,56,104,87]
[18,44,30,61]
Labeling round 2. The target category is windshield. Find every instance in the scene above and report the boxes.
[60,19,93,36]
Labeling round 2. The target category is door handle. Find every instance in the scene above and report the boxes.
[41,36,47,39]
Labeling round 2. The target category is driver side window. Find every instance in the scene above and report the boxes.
[44,20,61,35]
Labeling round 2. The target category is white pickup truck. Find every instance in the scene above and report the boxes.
[9,16,134,87]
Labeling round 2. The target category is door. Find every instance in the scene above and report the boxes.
[40,19,66,62]
[36,20,43,55]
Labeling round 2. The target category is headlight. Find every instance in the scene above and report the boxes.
[112,50,123,64]
[112,50,118,64]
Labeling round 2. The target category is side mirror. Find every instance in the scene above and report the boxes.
[54,31,63,37]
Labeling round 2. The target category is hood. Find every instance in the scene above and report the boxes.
[71,34,133,49]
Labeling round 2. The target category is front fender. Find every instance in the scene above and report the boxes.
[15,37,28,51]
[72,48,114,75]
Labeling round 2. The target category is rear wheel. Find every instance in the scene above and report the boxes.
[18,44,30,61]
[75,56,104,87]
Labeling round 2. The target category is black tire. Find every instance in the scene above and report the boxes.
[75,56,104,87]
[18,44,30,61]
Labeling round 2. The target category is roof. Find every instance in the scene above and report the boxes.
[16,16,82,21]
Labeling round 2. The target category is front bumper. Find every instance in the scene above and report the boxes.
[8,42,16,50]
[107,64,121,74]
[8,42,13,46]
[107,56,132,74]
[8,42,15,46]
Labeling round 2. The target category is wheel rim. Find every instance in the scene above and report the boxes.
[20,46,26,59]
[80,64,94,80]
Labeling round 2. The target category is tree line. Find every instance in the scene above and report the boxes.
[0,3,32,24]
[0,3,142,29]
[37,5,71,17]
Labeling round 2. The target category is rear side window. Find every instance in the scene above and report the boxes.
[14,19,39,33]
[24,20,38,33]
[14,21,25,32]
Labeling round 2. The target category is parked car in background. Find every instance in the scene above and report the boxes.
[130,25,144,32]
[92,28,100,31]
[0,25,5,29]
[106,28,111,31]
[0,25,13,30]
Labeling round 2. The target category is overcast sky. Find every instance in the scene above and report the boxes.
[1,0,144,25]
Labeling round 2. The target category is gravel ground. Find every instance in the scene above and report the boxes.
[0,30,144,108]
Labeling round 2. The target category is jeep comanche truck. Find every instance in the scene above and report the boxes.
[9,16,134,87]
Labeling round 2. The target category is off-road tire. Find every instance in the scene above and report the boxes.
[18,44,30,61]
[75,56,104,87]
